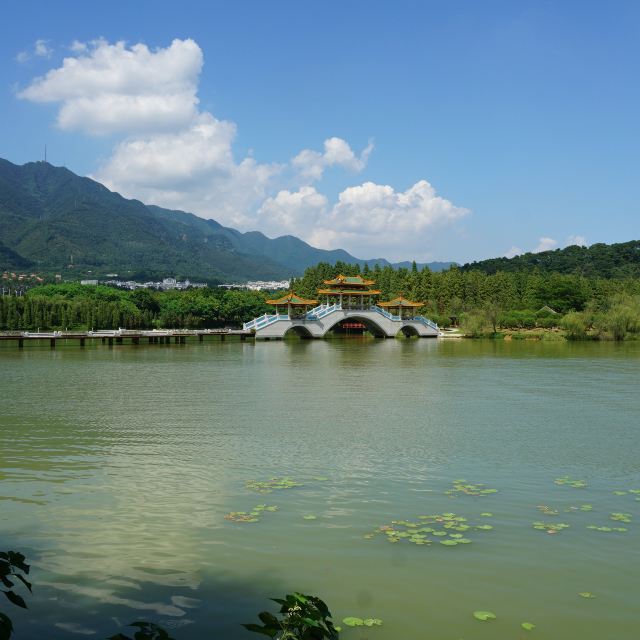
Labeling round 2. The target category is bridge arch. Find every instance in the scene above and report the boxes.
[323,314,387,338]
[283,325,314,339]
[398,324,420,338]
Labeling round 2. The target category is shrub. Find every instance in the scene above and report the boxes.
[560,311,589,339]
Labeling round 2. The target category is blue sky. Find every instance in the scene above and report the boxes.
[1,0,638,263]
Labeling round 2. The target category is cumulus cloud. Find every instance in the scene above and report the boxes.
[19,37,470,260]
[567,234,587,246]
[19,38,202,135]
[257,187,328,236]
[534,237,558,253]
[95,113,281,227]
[16,39,53,63]
[257,180,469,260]
[292,137,373,181]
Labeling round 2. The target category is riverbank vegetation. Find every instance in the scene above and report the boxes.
[1,261,640,340]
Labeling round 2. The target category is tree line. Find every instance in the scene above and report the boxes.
[0,284,270,331]
[1,263,640,339]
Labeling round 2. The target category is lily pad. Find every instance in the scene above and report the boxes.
[532,521,569,534]
[446,480,498,497]
[554,475,587,488]
[245,477,303,493]
[224,504,278,523]
[473,610,496,621]
[610,512,632,523]
[366,511,491,550]
[342,617,364,627]
[579,592,596,599]
[363,618,383,626]
[303,514,317,520]
[538,505,559,516]
[480,512,493,517]
[521,622,536,631]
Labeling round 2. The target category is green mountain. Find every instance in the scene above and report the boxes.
[460,241,640,278]
[0,159,453,281]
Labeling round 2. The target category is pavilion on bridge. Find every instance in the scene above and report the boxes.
[265,275,426,323]
[266,291,318,318]
[317,274,381,309]
[378,295,424,319]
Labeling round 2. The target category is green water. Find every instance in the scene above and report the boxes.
[1,338,639,639]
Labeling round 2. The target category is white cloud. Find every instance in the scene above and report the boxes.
[19,37,470,261]
[292,137,373,181]
[16,39,53,63]
[533,237,558,253]
[258,187,328,236]
[505,246,522,258]
[34,39,53,58]
[567,234,587,246]
[257,180,469,260]
[19,38,202,135]
[69,40,88,53]
[94,113,281,227]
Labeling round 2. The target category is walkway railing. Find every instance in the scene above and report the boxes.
[370,305,401,321]
[306,303,342,320]
[243,313,289,331]
[411,315,440,331]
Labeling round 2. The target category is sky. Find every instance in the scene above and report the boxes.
[1,0,639,264]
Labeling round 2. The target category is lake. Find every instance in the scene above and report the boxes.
[1,338,639,639]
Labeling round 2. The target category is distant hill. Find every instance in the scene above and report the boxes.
[0,158,452,281]
[460,241,640,278]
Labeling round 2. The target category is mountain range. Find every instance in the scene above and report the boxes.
[0,159,454,282]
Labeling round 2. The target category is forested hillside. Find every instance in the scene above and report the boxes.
[460,241,640,278]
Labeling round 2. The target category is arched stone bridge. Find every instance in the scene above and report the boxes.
[243,304,440,339]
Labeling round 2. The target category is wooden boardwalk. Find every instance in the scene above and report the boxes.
[0,329,253,348]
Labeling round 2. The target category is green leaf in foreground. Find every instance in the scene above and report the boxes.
[0,612,14,640]
[473,610,496,621]
[522,622,536,631]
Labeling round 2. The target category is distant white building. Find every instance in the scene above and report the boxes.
[80,279,98,286]
[219,280,290,291]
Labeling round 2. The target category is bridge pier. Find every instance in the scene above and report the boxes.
[80,338,85,347]
[132,337,139,345]
[50,338,56,349]
[108,337,113,347]
[199,334,204,342]
[18,338,23,348]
